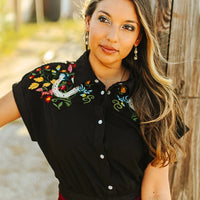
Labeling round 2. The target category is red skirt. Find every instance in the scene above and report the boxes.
[58,192,141,200]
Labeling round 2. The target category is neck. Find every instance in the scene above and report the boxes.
[89,53,129,89]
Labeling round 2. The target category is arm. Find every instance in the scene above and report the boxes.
[0,91,21,127]
[141,162,171,200]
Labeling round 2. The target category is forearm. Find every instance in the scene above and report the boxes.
[142,192,171,200]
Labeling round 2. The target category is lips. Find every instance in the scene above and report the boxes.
[100,45,118,54]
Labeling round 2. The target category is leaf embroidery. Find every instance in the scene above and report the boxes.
[28,63,95,109]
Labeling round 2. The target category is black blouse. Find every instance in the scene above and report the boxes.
[12,51,185,200]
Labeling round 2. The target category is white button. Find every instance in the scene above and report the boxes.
[95,79,99,83]
[100,154,105,159]
[108,185,113,190]
[107,90,111,95]
[118,82,123,85]
[101,90,105,95]
[98,120,103,125]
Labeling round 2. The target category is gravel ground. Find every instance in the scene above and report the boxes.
[0,24,83,199]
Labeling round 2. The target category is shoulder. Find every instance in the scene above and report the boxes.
[27,61,76,92]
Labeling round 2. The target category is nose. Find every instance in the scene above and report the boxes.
[106,25,119,43]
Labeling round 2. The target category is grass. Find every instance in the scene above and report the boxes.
[0,19,84,58]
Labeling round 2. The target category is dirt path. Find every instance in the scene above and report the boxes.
[0,26,83,199]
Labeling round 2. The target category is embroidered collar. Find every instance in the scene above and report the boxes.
[74,50,135,97]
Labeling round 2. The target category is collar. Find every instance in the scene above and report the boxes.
[74,50,135,97]
[74,51,96,87]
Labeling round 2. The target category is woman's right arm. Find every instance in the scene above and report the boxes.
[0,91,21,127]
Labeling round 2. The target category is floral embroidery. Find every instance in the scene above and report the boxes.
[45,95,53,103]
[28,82,39,90]
[131,111,138,122]
[111,85,139,122]
[112,95,130,112]
[28,63,76,109]
[120,86,127,94]
[34,77,44,82]
[78,83,95,104]
[28,62,95,110]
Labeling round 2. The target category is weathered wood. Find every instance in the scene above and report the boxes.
[167,0,200,199]
[152,0,200,199]
[153,0,173,73]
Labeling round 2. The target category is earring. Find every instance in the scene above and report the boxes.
[134,46,138,60]
[85,32,89,50]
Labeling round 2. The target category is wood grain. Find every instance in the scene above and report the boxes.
[167,0,200,199]
[152,0,173,73]
[152,0,200,199]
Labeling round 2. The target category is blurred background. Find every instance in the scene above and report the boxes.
[0,0,85,199]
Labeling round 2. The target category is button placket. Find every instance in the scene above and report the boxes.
[98,119,103,125]
[101,90,105,95]
[108,185,113,190]
[100,154,105,159]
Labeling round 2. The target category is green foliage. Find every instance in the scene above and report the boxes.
[0,19,84,58]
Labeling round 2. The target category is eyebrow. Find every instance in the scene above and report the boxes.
[98,10,139,25]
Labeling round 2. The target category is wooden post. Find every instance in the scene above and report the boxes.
[14,0,21,32]
[153,0,173,73]
[35,0,44,24]
[167,0,200,199]
[152,0,200,199]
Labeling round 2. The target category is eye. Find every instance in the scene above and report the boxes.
[121,24,135,32]
[98,16,110,24]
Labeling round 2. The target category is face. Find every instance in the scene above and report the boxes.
[86,0,142,68]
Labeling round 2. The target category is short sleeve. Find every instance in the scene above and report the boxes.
[12,62,70,141]
[13,69,44,141]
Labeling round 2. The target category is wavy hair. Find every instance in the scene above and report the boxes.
[83,0,186,167]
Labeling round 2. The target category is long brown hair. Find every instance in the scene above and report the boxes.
[83,0,186,167]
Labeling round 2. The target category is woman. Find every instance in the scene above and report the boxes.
[0,0,188,199]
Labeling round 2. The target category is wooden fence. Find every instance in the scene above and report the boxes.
[152,0,200,199]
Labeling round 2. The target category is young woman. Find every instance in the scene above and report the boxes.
[0,0,188,199]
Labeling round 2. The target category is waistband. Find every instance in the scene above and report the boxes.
[58,192,141,200]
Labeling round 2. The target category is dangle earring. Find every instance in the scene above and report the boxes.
[134,46,138,60]
[85,32,89,50]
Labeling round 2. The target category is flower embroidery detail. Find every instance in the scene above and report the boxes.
[45,65,50,69]
[56,65,61,71]
[36,68,41,72]
[51,79,56,84]
[27,62,95,109]
[120,86,127,94]
[79,84,93,96]
[45,95,53,103]
[112,95,130,112]
[34,77,44,82]
[28,82,39,90]
[29,75,35,79]
[78,84,95,104]
[28,63,76,109]
[42,82,51,87]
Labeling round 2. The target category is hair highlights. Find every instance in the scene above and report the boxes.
[83,0,186,167]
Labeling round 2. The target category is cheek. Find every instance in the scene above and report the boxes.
[88,24,103,46]
[120,37,135,55]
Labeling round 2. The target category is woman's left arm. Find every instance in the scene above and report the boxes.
[141,162,171,200]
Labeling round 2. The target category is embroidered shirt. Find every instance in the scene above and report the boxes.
[12,51,186,200]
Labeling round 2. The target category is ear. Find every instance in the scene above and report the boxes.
[85,16,91,32]
[135,33,143,47]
